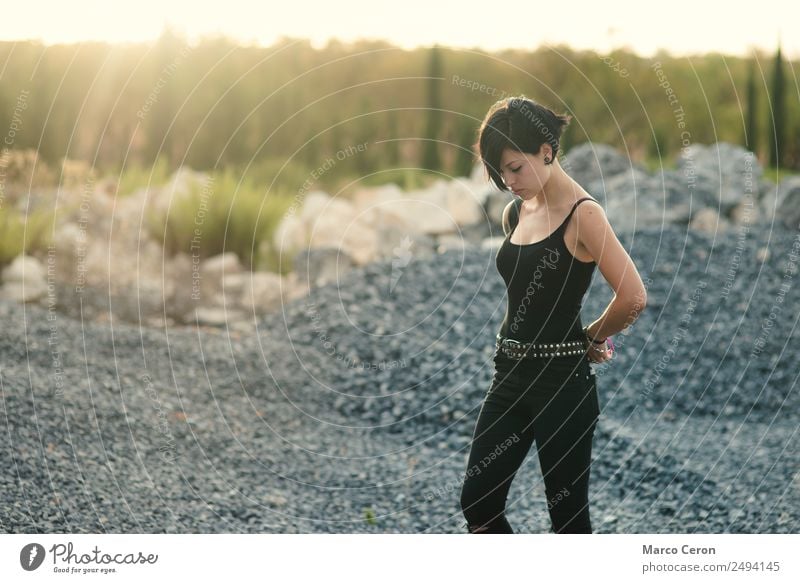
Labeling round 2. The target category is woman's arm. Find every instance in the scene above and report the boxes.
[575,200,648,342]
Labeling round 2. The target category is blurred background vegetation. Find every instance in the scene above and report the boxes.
[0,30,797,269]
[1,31,797,183]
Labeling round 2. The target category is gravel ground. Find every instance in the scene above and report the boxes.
[1,222,798,533]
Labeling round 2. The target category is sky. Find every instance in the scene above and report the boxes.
[2,0,797,59]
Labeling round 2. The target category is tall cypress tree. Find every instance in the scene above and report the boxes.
[143,26,184,167]
[421,45,443,171]
[744,58,758,156]
[560,99,574,154]
[769,42,785,168]
[453,117,477,178]
[386,109,400,167]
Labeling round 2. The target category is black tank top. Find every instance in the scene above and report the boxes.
[496,197,597,344]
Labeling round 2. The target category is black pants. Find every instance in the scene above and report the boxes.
[460,349,600,533]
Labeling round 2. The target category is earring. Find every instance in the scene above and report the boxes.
[544,156,551,163]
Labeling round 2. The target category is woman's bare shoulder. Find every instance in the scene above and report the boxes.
[575,188,600,206]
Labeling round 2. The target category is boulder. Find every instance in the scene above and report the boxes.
[481,236,506,251]
[369,219,437,262]
[690,207,729,234]
[296,192,380,265]
[676,143,762,216]
[443,178,484,226]
[299,190,335,224]
[221,272,248,297]
[0,255,48,302]
[240,271,284,314]
[775,175,800,230]
[350,183,406,213]
[564,142,639,189]
[202,252,243,278]
[200,252,242,294]
[589,169,668,233]
[293,247,355,289]
[484,190,513,230]
[758,180,780,225]
[163,252,201,319]
[186,306,245,327]
[308,211,378,265]
[272,212,307,258]
[283,272,310,302]
[436,234,473,253]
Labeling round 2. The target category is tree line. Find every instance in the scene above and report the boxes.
[0,29,796,197]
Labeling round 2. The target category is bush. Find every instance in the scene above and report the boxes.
[112,155,172,197]
[0,207,53,267]
[762,166,799,184]
[356,167,440,191]
[146,167,293,270]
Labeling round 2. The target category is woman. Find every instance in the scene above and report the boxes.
[459,96,648,534]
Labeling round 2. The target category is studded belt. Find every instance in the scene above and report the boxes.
[495,333,587,359]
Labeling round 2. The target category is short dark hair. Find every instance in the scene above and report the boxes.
[476,95,572,191]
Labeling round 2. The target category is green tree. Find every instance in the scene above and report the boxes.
[386,109,400,168]
[648,127,667,163]
[744,58,758,155]
[421,45,443,171]
[768,43,786,168]
[453,117,477,178]
[560,98,575,154]
[141,26,187,167]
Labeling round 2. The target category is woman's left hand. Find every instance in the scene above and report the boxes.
[584,337,613,363]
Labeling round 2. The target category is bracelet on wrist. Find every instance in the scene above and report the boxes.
[582,326,607,344]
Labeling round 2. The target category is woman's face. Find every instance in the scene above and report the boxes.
[498,146,552,198]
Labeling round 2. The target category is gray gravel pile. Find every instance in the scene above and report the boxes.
[1,222,798,533]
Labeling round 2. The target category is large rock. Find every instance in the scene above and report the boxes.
[0,255,48,302]
[293,247,355,289]
[358,204,437,260]
[775,176,800,230]
[758,179,780,224]
[193,269,307,317]
[300,190,336,224]
[481,236,506,251]
[350,183,406,214]
[272,212,307,259]
[240,271,284,315]
[199,252,243,297]
[564,142,640,189]
[163,253,201,319]
[275,180,484,270]
[309,213,377,265]
[675,143,762,216]
[484,190,513,230]
[466,163,498,207]
[401,180,459,235]
[443,178,484,226]
[294,191,381,265]
[186,306,246,327]
[469,160,486,184]
[436,234,474,253]
[689,207,729,234]
[202,252,243,278]
[588,168,674,233]
[49,223,85,283]
[652,168,695,224]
